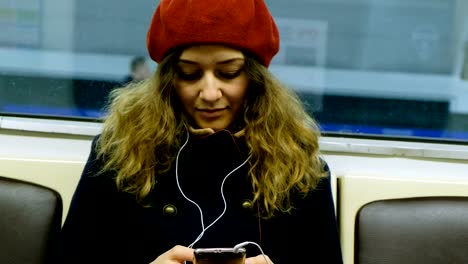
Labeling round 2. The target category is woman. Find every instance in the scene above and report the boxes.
[58,0,343,263]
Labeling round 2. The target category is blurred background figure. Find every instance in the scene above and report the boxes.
[122,56,152,84]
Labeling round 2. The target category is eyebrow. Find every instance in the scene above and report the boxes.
[178,58,245,65]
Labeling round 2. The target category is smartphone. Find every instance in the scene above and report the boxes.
[193,247,246,264]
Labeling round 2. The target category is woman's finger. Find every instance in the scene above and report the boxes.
[245,254,273,264]
[150,245,194,264]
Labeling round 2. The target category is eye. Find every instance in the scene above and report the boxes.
[176,69,202,81]
[217,69,243,79]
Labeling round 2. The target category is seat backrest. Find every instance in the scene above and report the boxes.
[355,196,468,264]
[0,175,62,264]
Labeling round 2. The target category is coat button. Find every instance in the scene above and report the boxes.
[163,204,177,216]
[242,200,253,210]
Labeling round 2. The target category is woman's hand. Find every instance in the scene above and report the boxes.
[245,254,273,264]
[150,245,194,264]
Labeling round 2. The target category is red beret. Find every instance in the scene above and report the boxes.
[146,0,280,66]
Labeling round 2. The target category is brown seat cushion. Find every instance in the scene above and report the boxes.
[355,197,468,264]
[0,176,62,264]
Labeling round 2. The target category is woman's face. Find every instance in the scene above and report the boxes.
[174,45,249,131]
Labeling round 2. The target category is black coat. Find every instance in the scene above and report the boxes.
[57,130,343,264]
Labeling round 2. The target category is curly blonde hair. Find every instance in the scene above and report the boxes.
[97,50,326,218]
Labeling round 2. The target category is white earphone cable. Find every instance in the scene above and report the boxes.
[175,130,270,264]
[175,131,206,248]
[175,130,251,248]
[234,241,271,264]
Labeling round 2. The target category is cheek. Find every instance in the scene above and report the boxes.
[231,81,249,106]
[175,85,194,109]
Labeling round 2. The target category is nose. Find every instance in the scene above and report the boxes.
[199,72,222,102]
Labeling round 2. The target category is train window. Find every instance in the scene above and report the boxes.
[1,0,467,143]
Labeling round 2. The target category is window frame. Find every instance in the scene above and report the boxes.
[2,116,467,161]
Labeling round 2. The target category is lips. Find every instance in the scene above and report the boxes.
[197,108,226,118]
[200,108,223,112]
